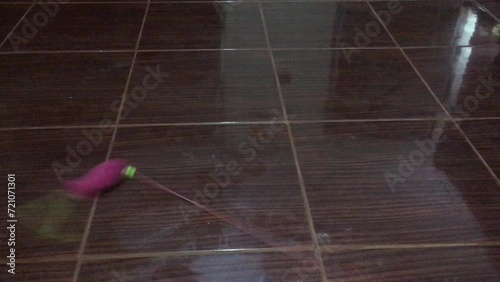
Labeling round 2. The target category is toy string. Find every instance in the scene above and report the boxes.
[134,171,257,231]
[133,171,322,270]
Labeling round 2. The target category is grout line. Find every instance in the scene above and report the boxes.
[258,0,432,1]
[117,121,280,127]
[1,46,485,55]
[0,49,264,54]
[16,255,78,264]
[367,1,500,186]
[452,123,500,185]
[24,0,259,3]
[289,117,451,123]
[10,246,312,264]
[0,2,36,4]
[400,44,499,49]
[11,241,500,264]
[455,117,500,121]
[0,1,36,49]
[71,199,98,282]
[473,0,500,23]
[0,118,462,131]
[3,0,449,3]
[273,45,457,50]
[0,124,116,131]
[272,46,400,50]
[321,241,500,252]
[24,1,153,3]
[70,3,151,282]
[0,47,388,54]
[9,117,499,131]
[401,45,460,49]
[0,0,402,4]
[0,50,136,54]
[0,122,278,131]
[6,116,500,131]
[82,246,314,261]
[138,47,266,51]
[0,0,494,4]
[258,3,328,282]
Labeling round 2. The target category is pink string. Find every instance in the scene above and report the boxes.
[134,171,246,231]
[133,171,316,264]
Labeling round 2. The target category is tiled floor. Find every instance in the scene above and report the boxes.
[1,0,499,281]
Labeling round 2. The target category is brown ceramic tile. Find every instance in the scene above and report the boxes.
[0,4,29,45]
[153,0,258,2]
[323,247,500,281]
[85,125,311,254]
[1,0,499,278]
[371,0,500,47]
[70,0,146,2]
[0,0,33,3]
[1,3,146,51]
[292,121,500,245]
[460,120,500,178]
[406,46,500,118]
[139,3,266,50]
[0,52,133,127]
[79,252,321,281]
[262,2,395,48]
[273,49,443,120]
[119,51,281,124]
[0,128,111,260]
[0,261,76,281]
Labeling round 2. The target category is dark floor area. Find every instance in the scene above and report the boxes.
[1,0,500,281]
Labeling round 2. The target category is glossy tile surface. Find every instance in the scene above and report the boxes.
[371,0,500,47]
[1,4,146,51]
[0,52,133,127]
[263,2,394,48]
[273,49,443,120]
[0,4,28,45]
[0,0,33,3]
[79,252,321,281]
[120,51,281,124]
[323,247,500,281]
[86,125,311,254]
[0,261,76,282]
[406,46,500,118]
[0,129,110,259]
[140,3,266,50]
[292,121,500,244]
[2,1,500,281]
[460,120,500,178]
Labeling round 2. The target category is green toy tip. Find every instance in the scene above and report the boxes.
[124,166,136,179]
